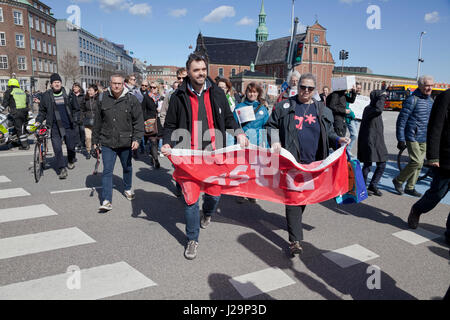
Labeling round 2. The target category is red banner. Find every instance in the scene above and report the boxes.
[168,145,349,206]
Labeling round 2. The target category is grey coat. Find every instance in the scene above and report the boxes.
[357,90,388,163]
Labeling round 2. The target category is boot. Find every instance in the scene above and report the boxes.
[19,135,30,150]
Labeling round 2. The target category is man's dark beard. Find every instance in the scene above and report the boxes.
[52,87,62,94]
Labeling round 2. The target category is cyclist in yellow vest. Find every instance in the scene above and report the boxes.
[1,79,30,150]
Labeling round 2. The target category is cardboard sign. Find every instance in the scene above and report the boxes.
[236,105,256,124]
[349,95,370,120]
[268,85,278,96]
[332,76,356,91]
[289,87,298,97]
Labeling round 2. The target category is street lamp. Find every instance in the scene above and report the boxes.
[416,31,426,80]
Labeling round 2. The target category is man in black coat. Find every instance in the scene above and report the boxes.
[35,73,80,179]
[161,52,248,260]
[327,88,357,137]
[408,89,450,245]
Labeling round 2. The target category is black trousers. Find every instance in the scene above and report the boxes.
[149,136,159,163]
[285,205,306,242]
[13,109,28,136]
[51,126,76,171]
[333,116,347,137]
[363,162,387,188]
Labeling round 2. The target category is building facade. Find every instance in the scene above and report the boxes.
[56,19,134,90]
[146,65,180,85]
[0,0,57,92]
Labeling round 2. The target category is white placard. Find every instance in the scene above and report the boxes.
[289,87,298,97]
[349,95,370,120]
[331,76,356,91]
[267,85,278,96]
[236,105,256,124]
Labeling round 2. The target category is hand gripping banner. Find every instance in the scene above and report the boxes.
[168,145,349,206]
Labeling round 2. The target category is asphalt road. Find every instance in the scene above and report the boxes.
[0,110,448,301]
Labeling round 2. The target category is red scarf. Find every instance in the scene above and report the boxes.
[187,88,216,150]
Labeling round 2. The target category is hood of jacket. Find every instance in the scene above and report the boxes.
[107,86,130,100]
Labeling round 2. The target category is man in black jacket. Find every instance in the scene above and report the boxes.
[327,88,357,137]
[92,74,144,213]
[161,53,248,260]
[408,89,450,244]
[35,73,80,179]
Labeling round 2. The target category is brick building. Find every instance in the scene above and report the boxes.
[146,65,181,86]
[0,0,57,92]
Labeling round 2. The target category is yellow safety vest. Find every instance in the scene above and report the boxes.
[11,88,27,109]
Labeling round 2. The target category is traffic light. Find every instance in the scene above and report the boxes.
[292,42,304,66]
[344,51,349,60]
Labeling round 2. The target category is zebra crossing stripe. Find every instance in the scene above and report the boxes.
[0,204,58,224]
[0,227,96,260]
[0,176,11,183]
[0,188,30,199]
[0,261,157,300]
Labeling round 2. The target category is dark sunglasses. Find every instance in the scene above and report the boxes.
[299,85,315,92]
[150,86,157,89]
[177,77,183,80]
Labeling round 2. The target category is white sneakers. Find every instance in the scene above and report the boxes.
[99,200,112,212]
[124,190,135,201]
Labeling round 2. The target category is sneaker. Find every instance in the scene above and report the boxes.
[59,168,68,180]
[405,189,422,198]
[392,178,404,195]
[67,162,75,170]
[184,240,198,260]
[368,186,383,197]
[99,200,112,212]
[124,190,135,201]
[200,214,212,229]
[407,207,421,229]
[289,241,303,257]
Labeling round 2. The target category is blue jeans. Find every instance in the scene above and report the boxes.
[412,168,450,237]
[347,119,360,155]
[101,146,132,203]
[184,194,220,242]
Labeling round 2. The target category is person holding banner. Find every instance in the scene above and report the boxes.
[266,73,350,257]
[161,52,249,260]
[233,82,270,204]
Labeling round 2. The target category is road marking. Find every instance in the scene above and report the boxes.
[0,188,30,199]
[0,176,11,183]
[229,267,296,299]
[322,244,379,268]
[0,261,157,300]
[50,186,115,194]
[393,229,440,245]
[0,204,58,224]
[0,227,96,260]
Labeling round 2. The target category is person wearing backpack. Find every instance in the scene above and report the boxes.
[393,75,435,197]
[92,74,144,212]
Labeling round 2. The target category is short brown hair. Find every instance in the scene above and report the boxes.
[186,52,208,71]
[217,78,234,95]
[177,68,187,76]
[245,82,264,103]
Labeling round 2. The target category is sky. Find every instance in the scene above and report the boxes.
[46,0,450,83]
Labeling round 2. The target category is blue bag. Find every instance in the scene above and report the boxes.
[336,151,368,205]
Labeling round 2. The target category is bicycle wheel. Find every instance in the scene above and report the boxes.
[33,142,43,183]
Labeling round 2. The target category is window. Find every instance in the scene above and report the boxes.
[41,21,45,33]
[54,63,57,73]
[13,11,23,25]
[16,34,25,48]
[48,43,52,55]
[313,48,318,55]
[0,33,5,46]
[231,69,236,77]
[42,40,46,53]
[29,13,33,28]
[313,35,320,43]
[32,58,37,71]
[49,62,53,73]
[36,39,41,51]
[31,37,35,50]
[0,55,8,69]
[80,51,82,61]
[218,68,224,77]
[35,18,40,31]
[44,60,48,72]
[52,26,55,37]
[38,59,43,71]
[83,39,85,49]
[0,8,3,22]
[79,38,82,48]
[53,45,56,55]
[47,23,51,35]
[17,56,26,70]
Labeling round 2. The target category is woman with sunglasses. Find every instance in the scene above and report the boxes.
[141,82,162,168]
[81,84,99,159]
[266,73,350,257]
[233,82,270,204]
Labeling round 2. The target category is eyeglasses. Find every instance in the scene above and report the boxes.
[150,86,157,89]
[299,85,315,92]
[130,78,136,81]
[177,77,183,80]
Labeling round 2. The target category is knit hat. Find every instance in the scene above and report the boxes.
[50,73,62,84]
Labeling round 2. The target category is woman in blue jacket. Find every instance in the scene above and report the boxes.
[233,82,269,148]
[233,82,270,204]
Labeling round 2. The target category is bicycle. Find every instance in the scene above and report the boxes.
[33,125,49,183]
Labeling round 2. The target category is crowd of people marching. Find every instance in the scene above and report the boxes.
[1,52,449,261]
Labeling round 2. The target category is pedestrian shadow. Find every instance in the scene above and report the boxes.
[420,223,450,248]
[213,195,315,252]
[130,189,186,247]
[85,173,123,203]
[208,273,275,300]
[427,246,450,260]
[237,233,342,300]
[320,199,408,230]
[135,166,179,196]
